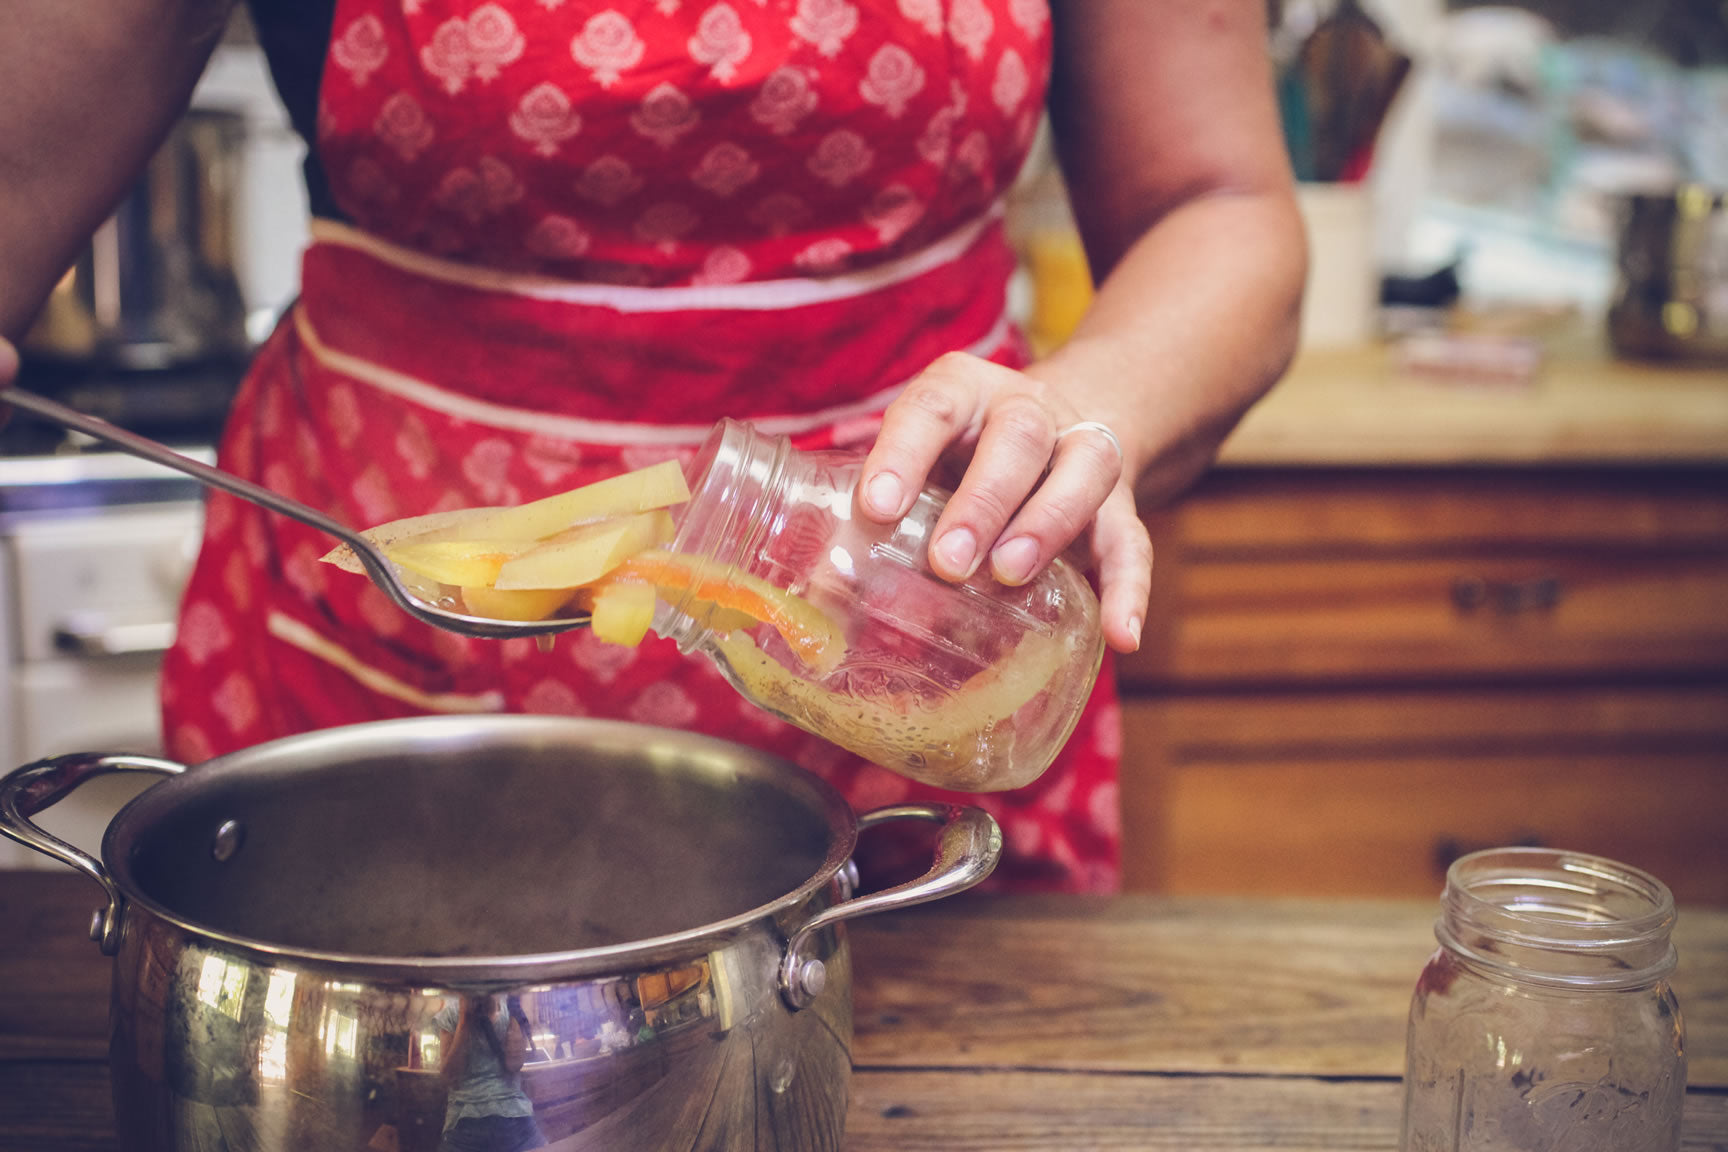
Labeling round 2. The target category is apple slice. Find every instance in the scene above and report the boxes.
[479,459,690,542]
[319,460,691,577]
[385,538,536,588]
[459,585,576,622]
[492,510,676,591]
[588,580,658,646]
[320,507,520,576]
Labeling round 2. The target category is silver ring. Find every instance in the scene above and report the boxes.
[1055,420,1123,466]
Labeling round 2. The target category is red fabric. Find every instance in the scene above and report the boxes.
[298,222,1017,424]
[316,0,1049,284]
[161,0,1123,893]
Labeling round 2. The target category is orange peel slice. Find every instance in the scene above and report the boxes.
[603,549,846,673]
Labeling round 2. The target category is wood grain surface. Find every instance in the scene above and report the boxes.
[4,874,1726,1150]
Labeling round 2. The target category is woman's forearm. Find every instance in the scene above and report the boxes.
[1027,186,1306,509]
[0,0,230,337]
[1039,0,1307,510]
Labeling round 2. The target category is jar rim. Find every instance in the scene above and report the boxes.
[1437,847,1678,989]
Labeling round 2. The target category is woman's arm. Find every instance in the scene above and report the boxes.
[0,0,231,338]
[857,0,1306,655]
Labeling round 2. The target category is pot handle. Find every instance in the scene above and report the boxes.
[779,803,1002,1009]
[0,752,186,954]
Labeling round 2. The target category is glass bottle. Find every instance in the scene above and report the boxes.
[652,417,1105,792]
[1400,847,1686,1152]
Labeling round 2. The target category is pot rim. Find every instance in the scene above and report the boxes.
[103,715,861,982]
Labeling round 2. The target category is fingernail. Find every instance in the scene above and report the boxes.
[1128,615,1143,647]
[935,528,978,578]
[991,536,1039,585]
[865,472,903,518]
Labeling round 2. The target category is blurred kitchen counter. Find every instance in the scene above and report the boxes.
[1120,332,1728,906]
[1219,334,1728,467]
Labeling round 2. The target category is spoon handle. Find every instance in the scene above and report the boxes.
[1,385,358,545]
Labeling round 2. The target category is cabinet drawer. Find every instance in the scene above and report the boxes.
[5,505,203,664]
[1118,690,1728,905]
[1126,548,1728,686]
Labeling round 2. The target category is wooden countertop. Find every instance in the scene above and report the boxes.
[1221,335,1728,468]
[4,872,1726,1149]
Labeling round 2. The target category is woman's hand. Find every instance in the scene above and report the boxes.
[851,0,1308,660]
[856,351,1152,655]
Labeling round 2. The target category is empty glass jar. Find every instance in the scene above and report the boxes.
[653,418,1104,792]
[1400,847,1686,1152]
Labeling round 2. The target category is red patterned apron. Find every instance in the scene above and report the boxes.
[161,0,1123,892]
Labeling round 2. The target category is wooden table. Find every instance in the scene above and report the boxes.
[4,872,1726,1150]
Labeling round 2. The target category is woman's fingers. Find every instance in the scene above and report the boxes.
[1091,490,1154,653]
[857,351,992,523]
[928,390,1060,580]
[986,421,1123,586]
[859,350,1151,650]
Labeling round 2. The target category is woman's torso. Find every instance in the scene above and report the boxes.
[249,0,1052,288]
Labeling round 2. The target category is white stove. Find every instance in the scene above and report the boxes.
[0,451,208,869]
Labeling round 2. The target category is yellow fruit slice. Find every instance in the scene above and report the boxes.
[492,510,675,591]
[459,585,576,622]
[319,507,526,576]
[711,626,1079,791]
[479,460,690,541]
[385,538,534,588]
[607,549,846,674]
[588,580,658,646]
[319,461,690,577]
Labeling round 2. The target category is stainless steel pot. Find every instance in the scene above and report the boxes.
[1607,185,1728,366]
[22,108,251,370]
[0,715,1001,1151]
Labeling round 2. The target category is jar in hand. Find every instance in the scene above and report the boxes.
[653,418,1104,792]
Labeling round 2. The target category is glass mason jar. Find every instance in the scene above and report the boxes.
[1400,847,1687,1152]
[652,417,1105,792]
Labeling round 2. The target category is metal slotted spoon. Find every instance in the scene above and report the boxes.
[2,386,593,639]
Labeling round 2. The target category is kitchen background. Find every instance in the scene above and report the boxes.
[3,2,1725,897]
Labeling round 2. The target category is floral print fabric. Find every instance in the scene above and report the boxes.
[162,0,1125,893]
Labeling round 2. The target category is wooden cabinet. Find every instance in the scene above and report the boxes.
[1118,467,1728,905]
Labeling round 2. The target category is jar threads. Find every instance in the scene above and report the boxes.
[1401,847,1687,1152]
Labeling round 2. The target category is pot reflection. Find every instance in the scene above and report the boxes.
[111,913,852,1151]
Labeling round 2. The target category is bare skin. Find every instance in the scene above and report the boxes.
[0,0,233,337]
[0,0,1304,659]
[855,0,1307,656]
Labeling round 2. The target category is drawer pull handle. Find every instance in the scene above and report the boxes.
[52,618,177,657]
[1450,576,1563,615]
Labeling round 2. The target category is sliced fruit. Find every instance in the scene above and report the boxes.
[607,549,846,674]
[459,585,576,622]
[588,579,658,647]
[385,538,533,588]
[320,506,522,576]
[480,459,690,541]
[319,461,690,578]
[711,626,1075,791]
[492,510,676,591]
[689,602,759,634]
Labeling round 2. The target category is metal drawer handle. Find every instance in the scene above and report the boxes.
[1450,576,1563,615]
[52,616,176,657]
